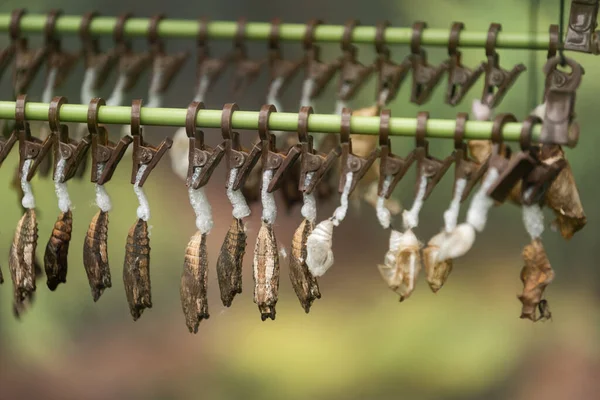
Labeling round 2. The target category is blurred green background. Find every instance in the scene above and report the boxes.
[1,0,600,399]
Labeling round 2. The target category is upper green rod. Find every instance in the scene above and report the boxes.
[0,13,554,50]
[0,101,541,142]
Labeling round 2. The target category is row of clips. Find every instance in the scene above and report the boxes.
[0,8,580,111]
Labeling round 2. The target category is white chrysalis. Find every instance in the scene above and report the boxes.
[188,167,213,234]
[133,165,150,221]
[53,157,72,213]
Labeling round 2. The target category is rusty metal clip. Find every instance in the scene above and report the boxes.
[147,14,189,95]
[129,99,173,187]
[337,20,375,102]
[48,97,91,182]
[0,123,18,167]
[374,21,411,107]
[268,19,305,100]
[565,0,600,53]
[339,108,379,195]
[445,22,485,106]
[231,18,265,98]
[519,117,567,205]
[414,112,454,200]
[452,113,487,202]
[15,95,55,181]
[485,113,536,203]
[481,23,526,108]
[195,18,231,100]
[297,106,341,194]
[0,39,16,82]
[80,12,119,92]
[185,101,225,189]
[304,19,342,100]
[11,9,48,95]
[540,56,584,147]
[377,109,416,199]
[87,98,132,185]
[219,103,260,190]
[44,10,80,92]
[114,13,152,93]
[254,105,302,193]
[410,22,448,105]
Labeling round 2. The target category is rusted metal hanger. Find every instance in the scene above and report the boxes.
[303,19,342,101]
[80,12,119,92]
[377,109,415,199]
[268,19,306,100]
[113,13,153,94]
[337,20,375,103]
[374,21,411,107]
[338,108,379,195]
[44,10,80,93]
[445,22,485,106]
[410,22,448,105]
[231,18,265,98]
[129,99,173,187]
[185,101,225,189]
[481,23,526,108]
[11,9,48,95]
[414,112,454,200]
[195,17,231,100]
[48,97,91,182]
[297,106,341,194]
[88,98,133,185]
[451,113,487,202]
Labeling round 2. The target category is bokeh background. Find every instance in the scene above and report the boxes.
[1,0,599,399]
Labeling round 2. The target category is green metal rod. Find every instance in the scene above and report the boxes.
[0,101,541,142]
[0,13,554,50]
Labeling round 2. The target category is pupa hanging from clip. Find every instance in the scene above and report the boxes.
[44,97,91,291]
[437,113,518,263]
[10,95,53,317]
[289,107,339,312]
[83,98,132,301]
[249,105,302,320]
[180,101,225,333]
[424,113,483,292]
[384,112,452,301]
[215,103,260,307]
[515,116,566,321]
[0,109,19,286]
[307,107,378,277]
[123,99,172,321]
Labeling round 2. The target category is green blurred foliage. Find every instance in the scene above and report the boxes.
[1,1,600,399]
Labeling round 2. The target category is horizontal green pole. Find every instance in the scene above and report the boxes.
[0,13,553,50]
[0,101,541,142]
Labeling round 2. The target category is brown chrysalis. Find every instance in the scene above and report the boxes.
[518,239,555,322]
[123,218,152,321]
[44,210,72,291]
[216,217,246,307]
[83,210,111,301]
[423,232,454,293]
[180,231,209,333]
[253,222,280,321]
[541,145,586,240]
[289,219,321,313]
[378,229,422,302]
[9,209,38,317]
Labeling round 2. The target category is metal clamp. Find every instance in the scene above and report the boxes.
[374,20,411,107]
[129,99,173,187]
[88,97,133,185]
[339,108,379,195]
[16,95,54,181]
[185,101,225,189]
[377,109,415,199]
[445,22,485,106]
[48,96,91,182]
[410,22,448,105]
[481,23,526,108]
